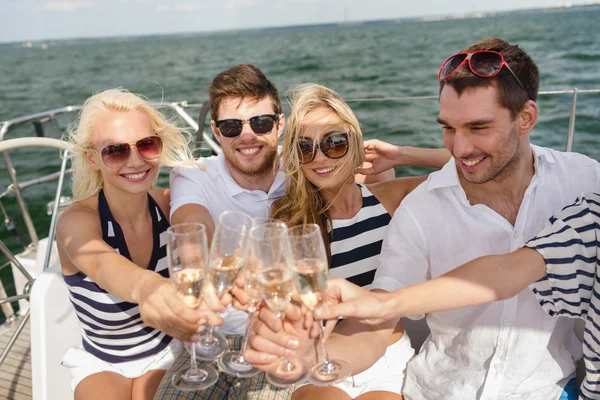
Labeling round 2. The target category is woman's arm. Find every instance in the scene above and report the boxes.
[315,247,547,324]
[56,207,222,340]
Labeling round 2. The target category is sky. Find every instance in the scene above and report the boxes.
[0,0,594,43]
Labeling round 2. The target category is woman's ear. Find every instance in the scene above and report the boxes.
[86,151,101,170]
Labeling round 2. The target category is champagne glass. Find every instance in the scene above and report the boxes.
[167,223,219,391]
[217,262,263,377]
[195,211,254,360]
[288,224,350,385]
[251,222,309,387]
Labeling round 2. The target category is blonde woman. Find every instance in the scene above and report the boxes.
[264,84,450,400]
[56,89,216,400]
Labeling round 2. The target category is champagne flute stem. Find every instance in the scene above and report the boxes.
[240,307,255,354]
[318,321,331,366]
[277,311,294,371]
[189,341,199,374]
[203,288,224,343]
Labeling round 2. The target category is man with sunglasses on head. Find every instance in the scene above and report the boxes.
[245,38,600,400]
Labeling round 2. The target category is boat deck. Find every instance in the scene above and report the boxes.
[0,317,31,400]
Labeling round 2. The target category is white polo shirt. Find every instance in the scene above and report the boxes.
[372,145,600,400]
[170,152,286,334]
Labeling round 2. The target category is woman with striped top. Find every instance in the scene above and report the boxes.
[316,192,600,399]
[56,89,212,400]
[266,83,449,400]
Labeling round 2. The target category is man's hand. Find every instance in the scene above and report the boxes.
[359,139,403,176]
[137,276,223,342]
[315,278,394,333]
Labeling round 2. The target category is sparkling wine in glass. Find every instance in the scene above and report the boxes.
[195,211,254,360]
[251,222,309,387]
[167,223,218,391]
[218,218,278,377]
[289,224,350,386]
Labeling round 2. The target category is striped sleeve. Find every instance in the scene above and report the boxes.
[526,193,600,319]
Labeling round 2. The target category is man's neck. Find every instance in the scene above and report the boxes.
[460,146,535,225]
[227,163,277,193]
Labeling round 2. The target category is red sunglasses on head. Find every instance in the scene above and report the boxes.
[89,136,163,169]
[438,50,532,100]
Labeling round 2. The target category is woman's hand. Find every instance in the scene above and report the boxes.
[137,276,224,342]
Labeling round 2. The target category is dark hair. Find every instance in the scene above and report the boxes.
[439,38,539,118]
[208,64,282,120]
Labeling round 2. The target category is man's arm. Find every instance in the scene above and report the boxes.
[169,166,216,240]
[359,139,451,176]
[171,204,216,242]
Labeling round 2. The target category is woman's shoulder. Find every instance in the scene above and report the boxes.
[57,195,101,237]
[150,188,170,220]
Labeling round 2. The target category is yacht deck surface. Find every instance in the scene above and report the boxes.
[0,317,31,400]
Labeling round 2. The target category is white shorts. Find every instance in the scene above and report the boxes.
[61,340,183,392]
[296,332,414,397]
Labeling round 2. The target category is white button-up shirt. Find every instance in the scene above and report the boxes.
[372,145,600,400]
[170,153,286,334]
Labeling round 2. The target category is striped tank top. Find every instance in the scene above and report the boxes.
[328,184,392,290]
[63,189,172,363]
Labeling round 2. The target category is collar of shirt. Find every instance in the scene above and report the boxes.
[425,144,556,192]
[212,151,285,198]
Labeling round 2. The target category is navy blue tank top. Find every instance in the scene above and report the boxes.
[63,189,172,363]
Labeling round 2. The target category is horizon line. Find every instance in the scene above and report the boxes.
[2,1,598,46]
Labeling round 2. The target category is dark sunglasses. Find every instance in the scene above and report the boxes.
[438,50,532,100]
[214,114,280,138]
[297,132,350,164]
[89,136,163,169]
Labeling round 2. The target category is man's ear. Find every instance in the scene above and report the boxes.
[211,120,222,145]
[517,100,538,137]
[86,151,101,170]
[277,114,285,139]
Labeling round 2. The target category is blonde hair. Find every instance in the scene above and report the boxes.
[66,88,196,201]
[270,84,364,260]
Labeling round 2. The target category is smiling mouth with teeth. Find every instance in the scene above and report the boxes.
[462,157,485,167]
[314,167,335,174]
[239,147,261,156]
[121,170,149,180]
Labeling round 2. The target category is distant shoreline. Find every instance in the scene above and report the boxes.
[2,2,599,47]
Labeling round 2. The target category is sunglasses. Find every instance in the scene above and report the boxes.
[89,136,163,169]
[297,132,350,164]
[438,50,532,100]
[214,114,280,138]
